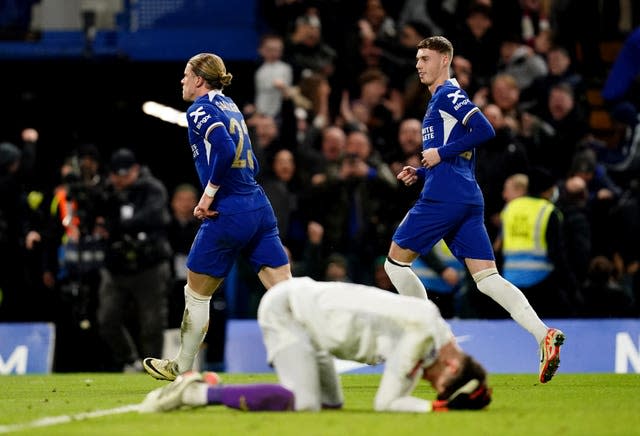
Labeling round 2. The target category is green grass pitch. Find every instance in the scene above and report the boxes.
[1,373,639,435]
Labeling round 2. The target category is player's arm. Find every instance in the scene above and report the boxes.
[437,109,495,159]
[374,366,432,412]
[374,331,433,412]
[193,121,235,219]
[205,122,236,187]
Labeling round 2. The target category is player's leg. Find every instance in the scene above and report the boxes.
[470,266,565,382]
[258,284,323,411]
[386,202,456,299]
[385,242,426,299]
[140,371,294,412]
[316,350,343,409]
[249,205,292,290]
[143,270,223,380]
[271,340,323,411]
[453,206,565,382]
[143,219,234,380]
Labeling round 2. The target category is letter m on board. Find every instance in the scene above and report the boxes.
[0,345,28,374]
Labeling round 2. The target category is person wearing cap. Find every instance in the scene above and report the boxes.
[143,52,292,381]
[98,147,172,372]
[499,166,578,317]
[139,276,491,413]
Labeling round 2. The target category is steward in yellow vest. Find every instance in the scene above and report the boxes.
[499,167,578,317]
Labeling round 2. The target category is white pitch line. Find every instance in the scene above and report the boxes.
[0,403,140,434]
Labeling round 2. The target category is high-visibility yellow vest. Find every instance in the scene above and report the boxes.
[500,196,555,287]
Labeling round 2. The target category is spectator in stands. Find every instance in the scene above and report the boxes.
[311,130,396,284]
[254,34,293,119]
[323,252,352,282]
[474,74,523,130]
[522,82,590,181]
[451,3,501,90]
[476,103,529,243]
[261,149,306,257]
[284,10,337,81]
[580,255,635,317]
[290,221,325,280]
[556,175,592,287]
[497,34,548,93]
[525,45,586,116]
[309,125,347,188]
[247,113,283,172]
[550,0,604,81]
[610,177,640,313]
[339,68,400,159]
[568,149,623,258]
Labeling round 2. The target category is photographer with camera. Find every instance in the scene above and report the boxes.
[98,148,172,372]
[42,144,109,370]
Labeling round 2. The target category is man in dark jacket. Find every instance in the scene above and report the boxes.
[98,148,172,372]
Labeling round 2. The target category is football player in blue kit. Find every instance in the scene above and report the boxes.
[382,36,564,383]
[143,52,292,381]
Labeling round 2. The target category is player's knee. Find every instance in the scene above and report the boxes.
[373,395,392,412]
[472,267,499,294]
[294,395,322,411]
[384,257,410,276]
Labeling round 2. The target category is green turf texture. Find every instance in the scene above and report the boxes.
[1,373,638,435]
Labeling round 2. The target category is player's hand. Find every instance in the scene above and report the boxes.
[194,193,219,220]
[397,166,418,186]
[193,206,218,220]
[422,148,441,169]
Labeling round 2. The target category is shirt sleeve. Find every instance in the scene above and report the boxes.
[374,330,433,412]
[206,124,236,186]
[438,109,496,159]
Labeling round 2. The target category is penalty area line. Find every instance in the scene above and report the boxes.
[0,403,140,434]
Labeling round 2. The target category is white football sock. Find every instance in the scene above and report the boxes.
[473,268,548,343]
[182,382,208,406]
[384,257,428,299]
[174,285,211,372]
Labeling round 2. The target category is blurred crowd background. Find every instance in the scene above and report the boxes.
[1,0,639,372]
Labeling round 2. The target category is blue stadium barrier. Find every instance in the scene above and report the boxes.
[0,323,55,375]
[224,319,640,375]
[0,0,259,61]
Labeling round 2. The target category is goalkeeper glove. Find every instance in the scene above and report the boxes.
[431,379,492,411]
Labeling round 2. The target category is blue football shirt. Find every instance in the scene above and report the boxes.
[419,79,485,205]
[186,90,269,214]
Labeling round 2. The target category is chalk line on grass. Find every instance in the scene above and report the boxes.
[0,403,140,433]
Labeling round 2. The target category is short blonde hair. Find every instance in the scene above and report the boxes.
[507,173,529,193]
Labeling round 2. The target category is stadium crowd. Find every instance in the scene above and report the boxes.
[0,0,639,372]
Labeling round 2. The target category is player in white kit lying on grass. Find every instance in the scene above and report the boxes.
[139,277,491,413]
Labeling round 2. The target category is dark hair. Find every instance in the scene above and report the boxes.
[417,36,453,59]
[439,354,487,400]
[358,68,388,87]
[404,20,431,39]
